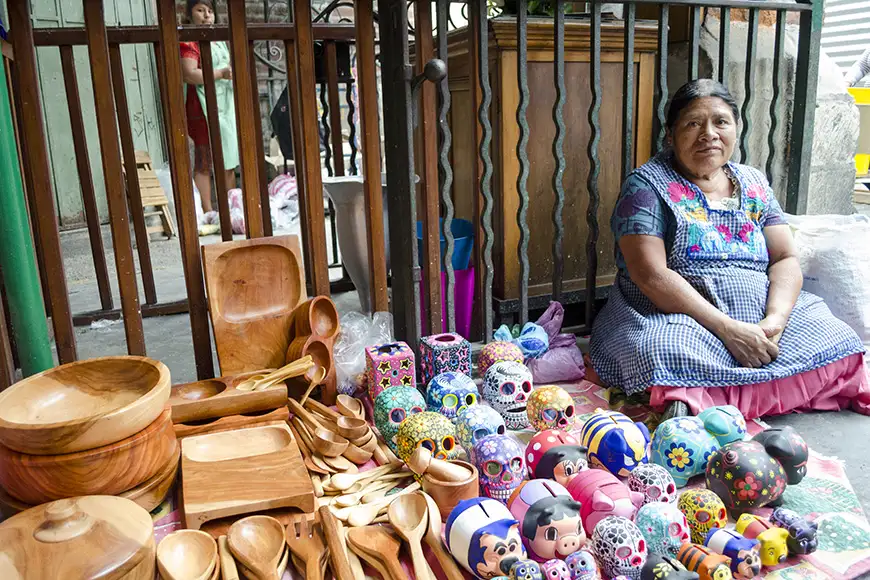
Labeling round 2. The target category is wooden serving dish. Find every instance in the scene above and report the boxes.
[0,356,170,455]
[202,235,307,376]
[293,296,339,340]
[285,335,337,404]
[169,372,287,424]
[0,408,177,505]
[181,422,315,530]
[173,407,290,440]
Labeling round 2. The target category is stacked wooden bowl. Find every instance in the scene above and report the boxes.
[286,296,340,404]
[0,356,176,514]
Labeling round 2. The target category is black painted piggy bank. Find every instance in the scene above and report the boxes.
[641,554,700,580]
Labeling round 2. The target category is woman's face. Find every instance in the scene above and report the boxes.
[190,3,215,25]
[668,96,737,177]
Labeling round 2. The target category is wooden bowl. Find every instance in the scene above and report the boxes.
[0,356,170,455]
[157,529,218,580]
[171,379,227,401]
[293,296,340,340]
[311,427,348,458]
[336,416,369,440]
[343,441,373,465]
[336,395,365,420]
[285,336,333,377]
[0,408,177,505]
[421,460,479,520]
[121,443,180,512]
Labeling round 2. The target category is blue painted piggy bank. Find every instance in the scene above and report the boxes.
[704,528,761,579]
[579,409,650,477]
[771,507,818,555]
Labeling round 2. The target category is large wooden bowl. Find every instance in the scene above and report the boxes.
[0,408,177,505]
[0,356,170,455]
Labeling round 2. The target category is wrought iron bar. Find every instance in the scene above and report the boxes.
[689,5,701,80]
[346,81,359,175]
[437,0,456,332]
[320,82,334,176]
[475,0,495,341]
[767,9,786,184]
[719,8,730,84]
[740,8,759,163]
[655,4,669,152]
[622,2,635,182]
[552,0,566,302]
[515,0,530,325]
[587,1,602,327]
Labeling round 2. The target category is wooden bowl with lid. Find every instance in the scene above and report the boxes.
[0,356,170,455]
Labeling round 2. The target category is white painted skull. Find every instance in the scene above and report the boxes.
[591,516,647,580]
[482,361,534,430]
[626,463,678,506]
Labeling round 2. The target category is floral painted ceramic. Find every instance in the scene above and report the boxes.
[541,559,571,580]
[510,560,544,580]
[396,411,460,463]
[526,386,576,432]
[627,463,678,506]
[482,361,534,430]
[373,386,425,453]
[479,341,525,375]
[474,434,527,504]
[564,549,600,580]
[457,405,507,452]
[591,516,647,580]
[677,489,728,544]
[705,440,789,513]
[426,371,478,422]
[634,502,690,558]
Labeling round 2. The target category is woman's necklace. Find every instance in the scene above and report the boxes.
[700,168,740,211]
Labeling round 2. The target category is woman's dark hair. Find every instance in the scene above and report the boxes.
[187,0,216,17]
[666,79,739,130]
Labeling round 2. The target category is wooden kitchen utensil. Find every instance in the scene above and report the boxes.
[121,442,180,512]
[421,460,479,520]
[336,395,365,420]
[389,492,434,580]
[324,454,357,472]
[340,523,366,580]
[227,515,285,580]
[328,463,399,492]
[319,506,355,580]
[298,366,328,406]
[202,235,307,376]
[409,446,473,481]
[237,547,289,580]
[285,513,326,580]
[234,356,314,392]
[181,423,315,529]
[288,419,332,474]
[342,440,373,465]
[174,407,290,439]
[294,296,340,340]
[334,480,393,508]
[346,525,406,580]
[0,355,170,455]
[303,398,342,422]
[346,482,421,527]
[0,408,177,505]
[169,372,288,424]
[336,416,369,440]
[422,491,465,580]
[218,536,239,580]
[157,529,217,580]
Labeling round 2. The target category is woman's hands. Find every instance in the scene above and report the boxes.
[717,319,780,368]
[217,67,233,80]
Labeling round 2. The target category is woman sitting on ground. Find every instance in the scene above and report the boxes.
[590,79,870,419]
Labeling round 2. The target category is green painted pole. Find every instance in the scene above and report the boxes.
[0,56,53,375]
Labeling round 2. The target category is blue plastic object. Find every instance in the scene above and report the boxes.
[416,218,474,272]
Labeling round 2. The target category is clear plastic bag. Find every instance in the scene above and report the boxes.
[334,311,394,396]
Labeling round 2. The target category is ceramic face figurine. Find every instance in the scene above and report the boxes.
[590,516,647,580]
[507,480,585,561]
[396,410,460,463]
[510,560,544,580]
[770,507,819,555]
[641,554,700,580]
[650,417,719,487]
[696,405,747,445]
[564,549,599,580]
[446,498,528,579]
[525,430,587,487]
[457,405,507,452]
[675,544,733,580]
[703,528,761,579]
[677,490,728,545]
[526,386,576,432]
[365,341,416,399]
[479,341,525,376]
[482,361,534,430]
[627,463,678,506]
[579,410,650,477]
[566,468,644,533]
[420,332,473,384]
[705,440,789,513]
[474,434,527,504]
[541,559,572,580]
[634,503,690,558]
[735,514,789,566]
[751,426,809,485]
[373,386,425,453]
[426,371,478,422]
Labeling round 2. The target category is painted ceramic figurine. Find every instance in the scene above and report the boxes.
[675,544,733,580]
[735,514,789,566]
[395,411,460,464]
[426,371,478,422]
[474,434,527,503]
[457,405,507,452]
[365,341,416,399]
[419,332,472,384]
[696,405,747,445]
[627,463,678,505]
[507,479,585,561]
[526,386,576,431]
[479,341,525,375]
[446,498,528,579]
[564,549,600,580]
[752,426,809,484]
[579,410,650,477]
[541,559,572,580]
[525,430,587,486]
[677,490,727,544]
[591,516,647,580]
[770,507,819,555]
[566,468,644,533]
[703,528,761,579]
[373,386,425,453]
[641,554,700,580]
[510,560,544,580]
[482,361,535,430]
[634,502,690,558]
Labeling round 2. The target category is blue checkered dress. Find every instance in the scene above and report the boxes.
[590,153,864,395]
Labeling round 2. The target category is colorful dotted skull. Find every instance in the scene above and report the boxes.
[626,463,677,506]
[479,341,525,376]
[457,405,507,451]
[373,386,425,454]
[396,411,460,463]
[483,361,534,430]
[426,371,479,422]
[591,516,647,580]
[634,503,690,558]
[525,430,587,487]
[541,559,571,580]
[510,560,544,580]
[677,489,728,544]
[564,549,599,580]
[527,386,576,432]
[473,434,527,504]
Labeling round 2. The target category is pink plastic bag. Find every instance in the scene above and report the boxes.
[525,301,586,383]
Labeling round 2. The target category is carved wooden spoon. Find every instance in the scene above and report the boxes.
[346,482,421,527]
[227,516,285,580]
[388,492,434,580]
[347,525,406,580]
[422,491,466,580]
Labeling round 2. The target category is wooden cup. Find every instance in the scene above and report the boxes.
[421,460,479,520]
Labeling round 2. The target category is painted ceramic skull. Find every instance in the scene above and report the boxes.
[373,386,426,454]
[626,464,678,506]
[510,560,544,580]
[525,430,587,486]
[479,341,525,375]
[396,411,460,463]
[677,489,728,544]
[634,503,690,558]
[473,434,527,504]
[483,361,534,430]
[457,405,507,451]
[541,559,571,580]
[564,549,599,580]
[591,516,647,580]
[527,386,576,432]
[427,371,479,422]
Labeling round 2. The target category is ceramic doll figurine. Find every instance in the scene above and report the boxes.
[541,559,572,580]
[479,341,525,375]
[525,430,587,486]
[396,411,461,464]
[566,468,644,533]
[482,361,535,430]
[579,410,650,477]
[373,386,425,453]
[457,405,507,452]
[677,490,727,544]
[675,544,733,580]
[510,560,544,580]
[426,371,479,422]
[564,549,600,580]
[634,503,690,558]
[590,516,647,580]
[526,386,576,431]
[507,479,585,561]
[770,507,819,555]
[703,528,761,579]
[641,554,700,580]
[735,514,789,566]
[627,463,678,506]
[446,497,528,579]
[474,434,527,503]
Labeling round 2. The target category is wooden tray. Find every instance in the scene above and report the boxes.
[202,235,307,376]
[181,423,315,529]
[169,373,287,424]
[173,407,290,440]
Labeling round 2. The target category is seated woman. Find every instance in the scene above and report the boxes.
[590,79,870,419]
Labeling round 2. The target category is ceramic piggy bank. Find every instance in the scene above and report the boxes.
[770,507,819,555]
[507,479,585,561]
[510,560,544,580]
[479,341,525,375]
[446,497,528,578]
[525,430,587,487]
[675,544,733,580]
[457,405,507,452]
[474,434,527,504]
[365,341,416,399]
[527,386,576,431]
[564,549,600,580]
[641,554,700,580]
[566,468,644,533]
[696,405,747,445]
[677,490,727,545]
[591,516,647,580]
[420,332,472,384]
[426,371,478,422]
[482,361,534,430]
[634,502,690,558]
[373,386,425,453]
[396,411,460,464]
[541,559,572,580]
[752,426,809,485]
[627,463,678,506]
[703,528,760,579]
[579,410,650,477]
[735,514,789,566]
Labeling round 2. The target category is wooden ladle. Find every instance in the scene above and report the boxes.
[347,525,407,580]
[388,492,434,580]
[288,399,349,457]
[157,529,217,580]
[336,394,365,420]
[227,515,285,580]
[422,491,465,580]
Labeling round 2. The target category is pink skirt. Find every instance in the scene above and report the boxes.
[649,353,870,419]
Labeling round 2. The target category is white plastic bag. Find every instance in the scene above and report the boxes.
[334,311,394,396]
[788,213,870,343]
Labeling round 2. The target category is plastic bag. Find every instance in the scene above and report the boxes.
[494,322,549,358]
[334,311,394,396]
[268,174,300,231]
[524,301,586,383]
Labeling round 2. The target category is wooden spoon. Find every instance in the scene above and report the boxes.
[342,440,373,465]
[298,366,328,406]
[227,515,285,580]
[218,536,239,580]
[323,454,357,472]
[319,506,355,580]
[335,480,394,508]
[236,357,314,391]
[237,548,289,580]
[389,492,434,580]
[285,514,326,580]
[336,416,369,440]
[288,420,333,474]
[329,463,399,492]
[304,397,343,423]
[346,526,406,580]
[337,394,365,419]
[341,524,366,580]
[347,482,421,527]
[422,491,465,580]
[157,530,217,580]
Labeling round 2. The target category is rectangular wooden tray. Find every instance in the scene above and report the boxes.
[173,407,291,440]
[169,374,287,424]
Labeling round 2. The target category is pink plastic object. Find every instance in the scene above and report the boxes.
[419,267,476,338]
[567,469,644,533]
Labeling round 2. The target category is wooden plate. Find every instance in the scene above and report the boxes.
[121,443,180,512]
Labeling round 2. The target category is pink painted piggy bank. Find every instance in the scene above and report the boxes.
[566,469,644,533]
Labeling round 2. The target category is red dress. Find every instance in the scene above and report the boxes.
[179,41,209,147]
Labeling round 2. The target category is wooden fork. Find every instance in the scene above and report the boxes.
[285,515,326,580]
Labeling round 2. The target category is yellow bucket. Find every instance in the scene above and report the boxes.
[849,88,870,175]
